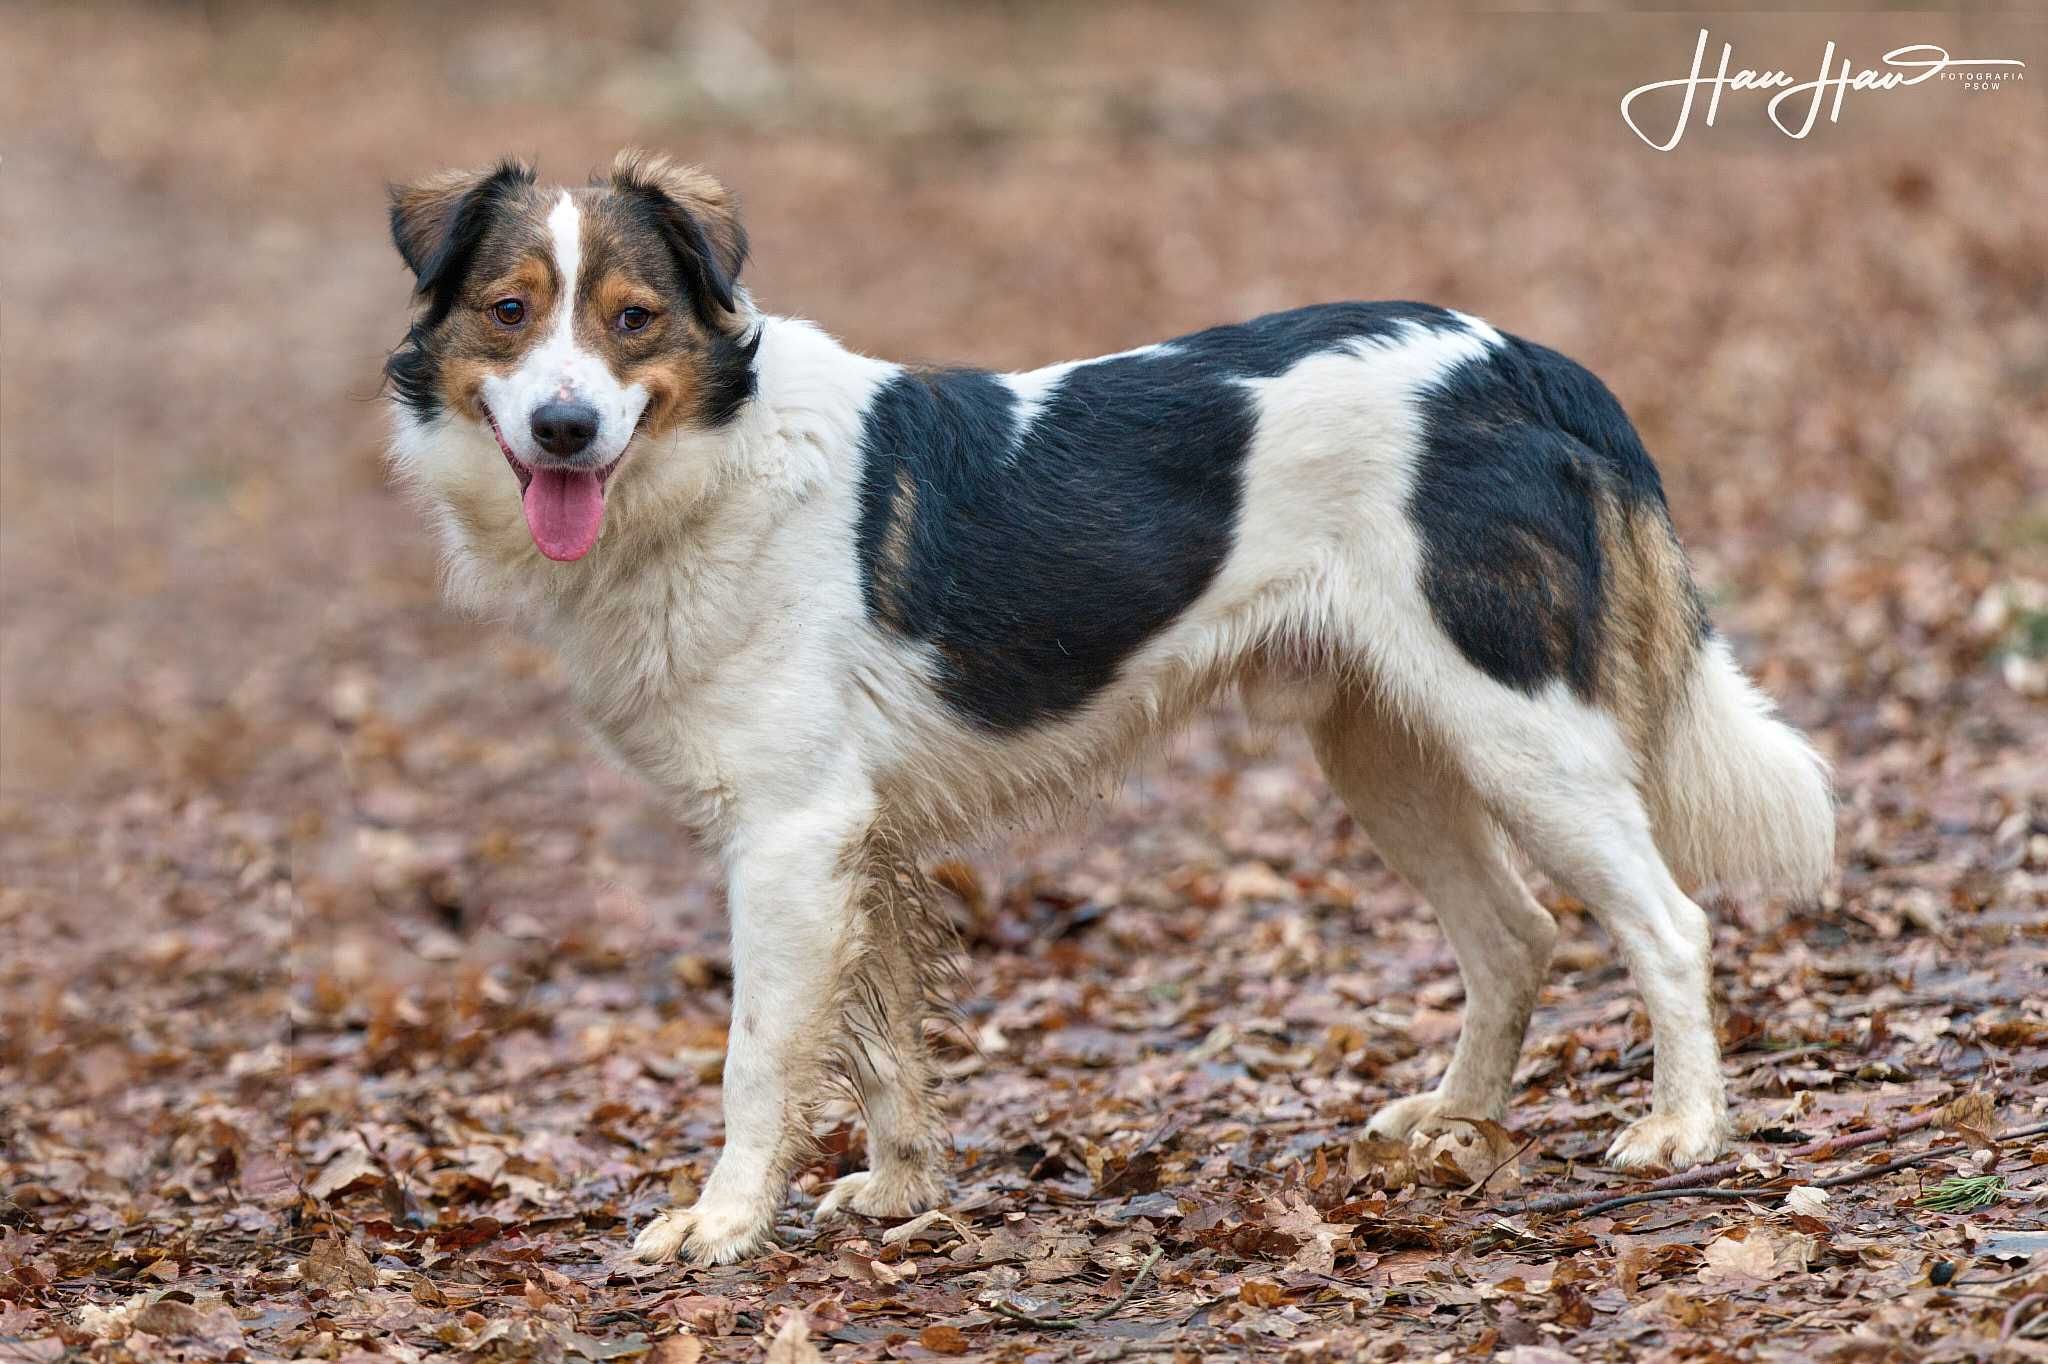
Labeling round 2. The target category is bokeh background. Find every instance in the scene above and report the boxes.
[3,3,2044,1358]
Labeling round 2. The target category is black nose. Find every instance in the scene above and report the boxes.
[530,401,599,458]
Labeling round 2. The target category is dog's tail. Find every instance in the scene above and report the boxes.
[1641,632,1834,898]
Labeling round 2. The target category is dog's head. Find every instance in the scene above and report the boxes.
[385,152,757,563]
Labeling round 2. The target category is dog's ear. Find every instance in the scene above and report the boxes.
[388,160,534,305]
[609,150,748,328]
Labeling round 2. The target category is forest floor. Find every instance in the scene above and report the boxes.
[3,4,2045,1360]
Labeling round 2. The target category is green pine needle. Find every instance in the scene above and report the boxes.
[1916,1174,2005,1212]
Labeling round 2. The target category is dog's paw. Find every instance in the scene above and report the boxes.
[630,1201,776,1266]
[1605,1111,1729,1171]
[1365,1090,1498,1144]
[816,1164,945,1223]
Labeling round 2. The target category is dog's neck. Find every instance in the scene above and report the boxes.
[689,311,897,511]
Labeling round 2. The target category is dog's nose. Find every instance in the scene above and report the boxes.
[530,401,599,458]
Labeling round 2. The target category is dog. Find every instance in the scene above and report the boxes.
[383,151,1833,1265]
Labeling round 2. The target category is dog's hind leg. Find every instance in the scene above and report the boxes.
[1391,677,1729,1169]
[1310,701,1557,1141]
[816,839,957,1223]
[1474,726,1729,1169]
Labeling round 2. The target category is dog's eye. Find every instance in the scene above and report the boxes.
[617,307,654,332]
[490,298,526,326]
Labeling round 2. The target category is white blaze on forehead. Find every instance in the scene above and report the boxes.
[479,190,651,465]
[545,190,582,361]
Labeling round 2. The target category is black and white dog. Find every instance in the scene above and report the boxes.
[384,152,1833,1264]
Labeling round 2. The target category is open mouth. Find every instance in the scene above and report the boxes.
[483,406,625,564]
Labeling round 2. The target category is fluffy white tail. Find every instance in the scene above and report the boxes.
[1645,636,1834,897]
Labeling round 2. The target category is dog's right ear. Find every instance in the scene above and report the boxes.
[607,150,748,330]
[388,160,534,305]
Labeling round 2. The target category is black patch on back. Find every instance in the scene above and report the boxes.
[856,302,1462,731]
[1410,334,1680,697]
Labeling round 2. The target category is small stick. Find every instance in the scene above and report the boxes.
[1540,1118,2048,1220]
[990,1247,1166,1330]
[1727,1043,1836,1075]
[1467,1136,1539,1198]
[1495,1112,1943,1218]
[2003,1292,2048,1343]
[1570,1187,1768,1217]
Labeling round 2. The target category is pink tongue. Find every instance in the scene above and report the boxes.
[522,468,607,562]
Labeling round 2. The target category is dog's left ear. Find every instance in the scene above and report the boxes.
[609,150,748,329]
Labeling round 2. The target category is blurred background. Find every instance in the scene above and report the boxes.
[1,0,2042,1344]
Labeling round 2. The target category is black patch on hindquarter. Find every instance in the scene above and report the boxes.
[856,302,1465,732]
[1409,334,1680,697]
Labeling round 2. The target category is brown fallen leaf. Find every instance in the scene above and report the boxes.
[1697,1227,1813,1291]
[1345,1136,1421,1190]
[648,1338,705,1364]
[131,1296,244,1354]
[307,1144,382,1201]
[303,1236,378,1292]
[764,1311,823,1364]
[1783,1185,1832,1218]
[879,1208,973,1250]
[1240,1278,1289,1307]
[1220,860,1297,905]
[1410,1118,1523,1190]
[0,1339,62,1364]
[1942,1090,2000,1149]
[919,1324,971,1355]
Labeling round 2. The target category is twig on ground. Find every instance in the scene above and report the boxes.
[990,1247,1166,1330]
[1467,1135,1539,1198]
[1495,1112,1945,1218]
[2003,1293,2048,1343]
[1500,1118,2048,1221]
[1727,1043,1837,1075]
[1566,1187,1769,1217]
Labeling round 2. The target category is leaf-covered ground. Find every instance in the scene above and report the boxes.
[3,4,2045,1360]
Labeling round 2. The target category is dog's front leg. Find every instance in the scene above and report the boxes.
[631,801,869,1266]
[818,844,956,1223]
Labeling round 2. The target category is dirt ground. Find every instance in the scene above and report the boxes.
[3,3,2045,1360]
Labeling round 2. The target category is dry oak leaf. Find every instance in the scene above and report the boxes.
[308,1143,382,1200]
[1345,1137,1421,1190]
[1697,1227,1813,1290]
[764,1310,824,1364]
[304,1235,378,1291]
[1412,1118,1524,1190]
[1941,1091,2000,1149]
[1241,1278,1290,1307]
[919,1324,972,1355]
[1265,1193,1350,1274]
[75,1292,149,1340]
[879,1208,975,1250]
[648,1339,705,1364]
[131,1295,246,1355]
[1783,1185,1832,1218]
